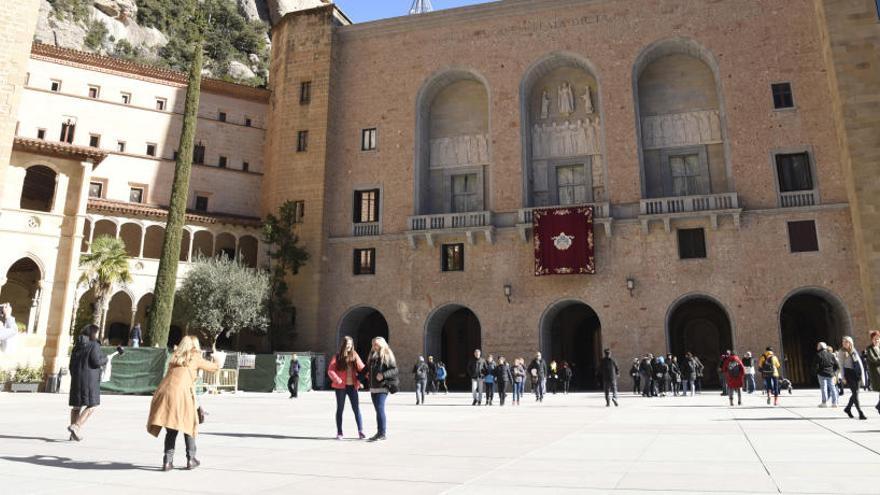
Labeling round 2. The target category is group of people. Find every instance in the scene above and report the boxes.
[411,355,449,405]
[811,332,880,420]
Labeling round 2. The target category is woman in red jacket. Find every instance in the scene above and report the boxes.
[327,336,365,440]
[722,351,746,406]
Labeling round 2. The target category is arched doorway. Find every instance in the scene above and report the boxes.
[780,289,849,387]
[540,300,602,390]
[667,295,734,388]
[337,306,389,363]
[425,304,481,391]
[0,257,43,334]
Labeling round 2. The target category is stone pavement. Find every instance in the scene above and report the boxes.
[1,388,880,494]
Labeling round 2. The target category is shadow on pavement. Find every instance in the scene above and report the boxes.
[0,434,65,443]
[0,455,158,471]
[202,432,337,441]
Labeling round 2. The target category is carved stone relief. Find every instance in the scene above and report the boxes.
[531,118,601,159]
[641,109,722,150]
[430,133,490,167]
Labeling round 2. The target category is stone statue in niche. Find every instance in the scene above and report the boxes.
[581,86,594,114]
[558,81,575,115]
[540,90,551,120]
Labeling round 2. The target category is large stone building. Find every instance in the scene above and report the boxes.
[1,0,879,390]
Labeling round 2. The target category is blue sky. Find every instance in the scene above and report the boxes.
[333,0,498,23]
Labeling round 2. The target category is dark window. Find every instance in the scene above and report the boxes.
[89,135,100,148]
[218,156,227,168]
[245,117,252,127]
[60,120,75,144]
[788,220,819,253]
[117,141,126,153]
[156,98,166,111]
[121,93,131,104]
[300,81,311,104]
[218,112,226,122]
[146,143,156,157]
[195,195,209,212]
[193,144,205,164]
[50,80,61,92]
[242,161,250,172]
[20,165,57,212]
[678,228,707,259]
[353,248,376,275]
[88,182,103,198]
[361,128,377,151]
[129,187,144,203]
[353,189,379,223]
[771,83,794,109]
[297,130,308,152]
[88,86,99,98]
[442,243,464,272]
[775,153,813,192]
[36,129,46,140]
[293,200,305,223]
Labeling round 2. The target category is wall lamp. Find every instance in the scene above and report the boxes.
[626,278,636,297]
[503,284,512,304]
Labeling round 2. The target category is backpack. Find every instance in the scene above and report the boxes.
[760,356,776,375]
[436,365,447,381]
[727,359,743,378]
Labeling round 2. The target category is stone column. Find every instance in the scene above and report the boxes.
[187,233,195,262]
[139,226,146,258]
[26,283,41,334]
[129,306,138,333]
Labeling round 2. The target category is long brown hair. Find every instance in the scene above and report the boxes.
[335,336,357,371]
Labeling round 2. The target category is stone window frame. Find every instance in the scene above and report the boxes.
[121,92,131,105]
[353,248,376,276]
[244,116,253,127]
[677,227,708,260]
[547,157,594,206]
[36,128,46,140]
[145,142,157,157]
[194,191,212,212]
[218,155,228,168]
[296,130,309,152]
[50,79,61,92]
[218,110,227,123]
[88,134,101,148]
[300,81,312,105]
[88,179,107,199]
[770,81,796,111]
[117,141,126,153]
[87,85,100,99]
[443,166,485,214]
[353,186,382,225]
[659,145,710,198]
[361,127,377,152]
[787,219,820,254]
[768,146,820,207]
[155,97,167,111]
[128,183,148,204]
[441,243,465,272]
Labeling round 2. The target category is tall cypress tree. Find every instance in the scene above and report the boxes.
[148,4,205,347]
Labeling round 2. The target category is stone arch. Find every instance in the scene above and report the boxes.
[778,287,852,387]
[520,52,606,207]
[237,234,259,268]
[142,225,165,259]
[424,303,482,390]
[214,232,236,260]
[192,230,213,259]
[0,257,44,334]
[538,299,603,390]
[135,292,154,343]
[119,222,143,258]
[92,219,118,241]
[105,290,134,345]
[81,219,92,253]
[179,229,192,262]
[632,37,732,199]
[414,68,491,215]
[19,165,58,212]
[336,305,390,362]
[666,293,735,388]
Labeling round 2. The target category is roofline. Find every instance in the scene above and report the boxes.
[87,198,263,228]
[30,43,270,104]
[13,137,108,166]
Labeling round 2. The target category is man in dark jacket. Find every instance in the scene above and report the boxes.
[639,354,654,397]
[600,348,620,407]
[287,354,301,398]
[426,355,438,394]
[652,356,669,397]
[413,356,429,405]
[467,349,487,405]
[528,352,548,402]
[68,324,108,441]
[813,342,838,407]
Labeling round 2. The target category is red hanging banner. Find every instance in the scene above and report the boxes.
[533,206,595,276]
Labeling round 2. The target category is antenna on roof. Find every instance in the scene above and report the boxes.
[409,0,434,15]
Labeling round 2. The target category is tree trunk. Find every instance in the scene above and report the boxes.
[148,18,204,349]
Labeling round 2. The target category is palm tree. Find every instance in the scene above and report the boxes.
[78,236,133,337]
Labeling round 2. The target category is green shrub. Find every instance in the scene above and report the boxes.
[13,366,44,383]
[84,20,109,50]
[48,0,91,23]
[0,369,9,383]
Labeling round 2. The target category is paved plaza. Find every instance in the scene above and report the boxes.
[2,389,880,494]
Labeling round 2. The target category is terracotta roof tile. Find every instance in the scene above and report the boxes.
[87,198,263,228]
[13,137,108,165]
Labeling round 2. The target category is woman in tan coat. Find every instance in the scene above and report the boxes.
[147,335,220,471]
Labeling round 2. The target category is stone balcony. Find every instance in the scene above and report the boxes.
[639,192,741,232]
[352,222,381,237]
[516,202,612,241]
[0,208,65,237]
[779,190,818,208]
[406,211,494,248]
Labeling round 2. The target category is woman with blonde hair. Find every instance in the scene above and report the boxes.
[838,336,867,420]
[367,337,399,441]
[327,336,365,440]
[147,335,221,471]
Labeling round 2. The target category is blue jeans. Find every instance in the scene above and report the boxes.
[534,379,545,400]
[371,392,388,435]
[334,386,362,435]
[818,375,838,405]
[764,376,779,397]
[745,374,756,393]
[513,381,523,402]
[415,379,426,403]
[471,379,484,403]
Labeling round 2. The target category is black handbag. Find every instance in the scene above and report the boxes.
[197,406,206,424]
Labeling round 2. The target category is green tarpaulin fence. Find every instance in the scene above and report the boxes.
[237,353,312,393]
[274,354,312,393]
[99,347,168,395]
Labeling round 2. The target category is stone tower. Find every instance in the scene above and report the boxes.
[0,0,40,193]
[815,0,880,328]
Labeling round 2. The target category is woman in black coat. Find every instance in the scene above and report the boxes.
[67,324,107,441]
[495,357,514,406]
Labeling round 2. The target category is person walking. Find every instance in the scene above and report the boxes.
[838,336,867,420]
[668,355,682,396]
[561,361,573,394]
[484,354,497,406]
[600,348,619,407]
[722,350,745,406]
[67,324,108,442]
[693,354,705,394]
[287,353,301,398]
[426,355,438,395]
[147,336,222,470]
[864,331,880,416]
[0,303,19,353]
[758,347,782,406]
[496,356,513,406]
[639,354,653,397]
[548,360,559,395]
[512,358,526,405]
[467,349,487,405]
[829,345,845,398]
[718,351,731,396]
[367,337,399,441]
[653,356,669,397]
[413,356,429,405]
[129,323,142,348]
[435,360,449,394]
[327,336,366,440]
[814,342,839,408]
[630,358,641,395]
[528,352,548,402]
[742,351,757,394]
[681,352,697,397]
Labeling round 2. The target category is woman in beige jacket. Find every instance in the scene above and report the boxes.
[147,336,220,471]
